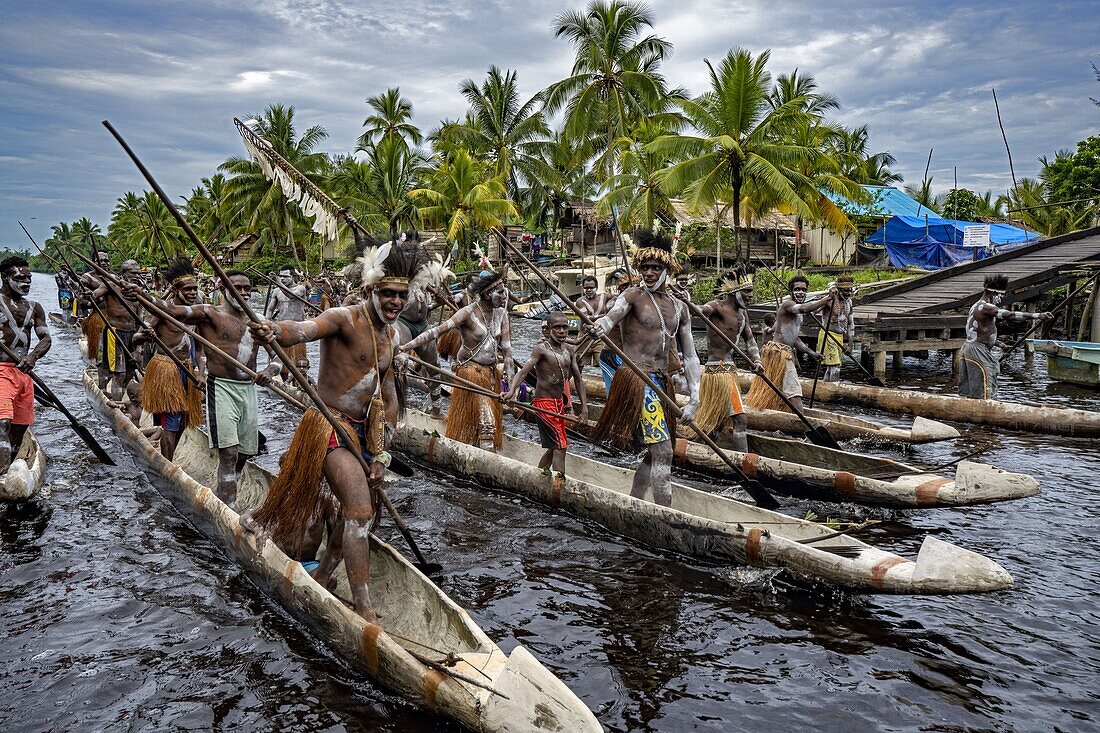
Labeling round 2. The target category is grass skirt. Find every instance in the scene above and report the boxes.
[591,366,676,452]
[745,342,794,412]
[252,408,358,558]
[445,363,502,449]
[82,312,104,360]
[141,353,204,426]
[695,365,740,434]
[438,329,462,361]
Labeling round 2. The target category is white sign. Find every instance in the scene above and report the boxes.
[963,225,990,248]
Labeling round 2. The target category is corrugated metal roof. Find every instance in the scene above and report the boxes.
[827,185,931,218]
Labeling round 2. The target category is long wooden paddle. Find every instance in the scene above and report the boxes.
[102,119,438,574]
[750,254,886,387]
[681,298,842,450]
[0,339,115,465]
[498,237,781,509]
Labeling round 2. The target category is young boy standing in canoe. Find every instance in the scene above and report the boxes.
[505,312,588,474]
[0,257,51,474]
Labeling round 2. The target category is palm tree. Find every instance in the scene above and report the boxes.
[831,125,902,185]
[649,48,821,266]
[768,69,839,115]
[525,128,598,250]
[409,148,518,257]
[109,190,188,263]
[544,0,674,249]
[219,104,330,264]
[71,217,105,253]
[356,88,423,151]
[330,138,426,241]
[443,66,550,205]
[904,179,942,213]
[184,174,240,244]
[599,118,677,231]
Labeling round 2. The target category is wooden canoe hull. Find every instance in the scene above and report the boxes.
[1029,340,1100,388]
[396,411,1014,594]
[48,312,78,329]
[579,403,1037,508]
[725,369,1100,437]
[0,431,47,501]
[83,368,601,733]
[580,375,960,444]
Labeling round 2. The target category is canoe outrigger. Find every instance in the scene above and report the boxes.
[0,431,47,501]
[83,367,602,733]
[580,374,961,444]
[395,411,1014,594]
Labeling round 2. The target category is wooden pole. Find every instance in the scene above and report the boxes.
[102,119,438,571]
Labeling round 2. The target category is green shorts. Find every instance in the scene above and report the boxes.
[206,375,259,456]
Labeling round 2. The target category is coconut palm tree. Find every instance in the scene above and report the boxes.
[356,87,423,151]
[599,118,677,230]
[109,190,188,263]
[831,125,902,186]
[330,137,426,241]
[524,128,598,249]
[443,66,550,205]
[409,148,518,257]
[219,104,330,264]
[768,69,839,115]
[649,48,821,266]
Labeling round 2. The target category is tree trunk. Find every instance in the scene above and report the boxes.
[732,176,742,266]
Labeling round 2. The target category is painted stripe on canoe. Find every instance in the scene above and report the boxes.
[746,528,763,566]
[550,474,564,508]
[741,453,760,479]
[362,623,382,675]
[916,477,952,506]
[834,471,858,498]
[424,668,448,710]
[870,556,909,588]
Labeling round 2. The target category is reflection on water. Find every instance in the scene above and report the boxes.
[1,275,1096,732]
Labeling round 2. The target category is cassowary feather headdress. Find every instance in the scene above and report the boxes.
[630,230,680,274]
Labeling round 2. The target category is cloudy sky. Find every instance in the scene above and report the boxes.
[2,0,1097,249]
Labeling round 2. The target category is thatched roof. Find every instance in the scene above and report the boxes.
[668,199,796,233]
[567,199,614,227]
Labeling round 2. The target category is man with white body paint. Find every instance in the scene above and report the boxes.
[958,274,1052,399]
[266,267,311,378]
[0,257,51,474]
[244,237,419,624]
[133,270,279,505]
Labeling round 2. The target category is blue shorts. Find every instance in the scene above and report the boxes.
[155,412,184,432]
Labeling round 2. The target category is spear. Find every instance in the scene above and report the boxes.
[496,237,780,509]
[102,119,439,574]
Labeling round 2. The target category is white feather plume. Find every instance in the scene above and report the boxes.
[410,255,454,292]
[357,243,391,288]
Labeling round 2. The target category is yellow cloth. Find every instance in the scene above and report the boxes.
[816,330,843,367]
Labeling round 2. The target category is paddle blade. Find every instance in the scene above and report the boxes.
[74,423,116,466]
[387,455,415,478]
[742,479,781,509]
[809,426,843,450]
[870,376,886,387]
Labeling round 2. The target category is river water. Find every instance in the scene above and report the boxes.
[1,273,1096,732]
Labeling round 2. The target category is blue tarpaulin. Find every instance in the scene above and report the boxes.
[865,215,1039,269]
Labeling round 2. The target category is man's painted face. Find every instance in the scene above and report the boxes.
[676,277,689,289]
[175,279,199,305]
[639,260,666,287]
[583,282,597,296]
[121,266,141,283]
[735,288,753,308]
[547,315,568,342]
[791,282,808,303]
[488,284,507,309]
[280,272,293,286]
[373,283,410,323]
[991,291,1004,305]
[5,267,31,297]
[223,275,252,310]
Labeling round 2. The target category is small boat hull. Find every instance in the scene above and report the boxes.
[1029,339,1100,388]
[83,368,601,733]
[396,411,1014,594]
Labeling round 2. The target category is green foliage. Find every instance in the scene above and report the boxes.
[1045,135,1100,211]
[941,188,984,222]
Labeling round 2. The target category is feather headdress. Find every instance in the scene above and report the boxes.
[984,274,1009,292]
[630,229,680,274]
[715,266,754,295]
[411,255,455,292]
[359,231,432,289]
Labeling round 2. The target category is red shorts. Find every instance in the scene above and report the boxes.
[533,397,568,450]
[0,363,35,425]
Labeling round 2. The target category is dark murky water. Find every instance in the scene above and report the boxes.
[1,274,1097,732]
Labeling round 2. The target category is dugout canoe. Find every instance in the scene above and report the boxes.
[723,369,1100,438]
[82,368,601,733]
[48,312,78,329]
[395,411,1014,594]
[580,375,960,444]
[1028,339,1100,389]
[579,403,1039,508]
[0,431,47,501]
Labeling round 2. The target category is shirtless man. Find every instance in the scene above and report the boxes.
[575,275,609,318]
[816,274,856,383]
[587,231,700,507]
[0,257,51,473]
[91,259,143,398]
[395,237,447,416]
[673,272,693,303]
[745,274,832,413]
[266,267,311,378]
[959,274,1052,399]
[692,270,762,452]
[505,312,588,474]
[130,271,279,505]
[401,270,514,451]
[134,258,204,460]
[246,239,420,623]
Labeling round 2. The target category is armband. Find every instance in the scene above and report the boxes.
[372,450,392,468]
